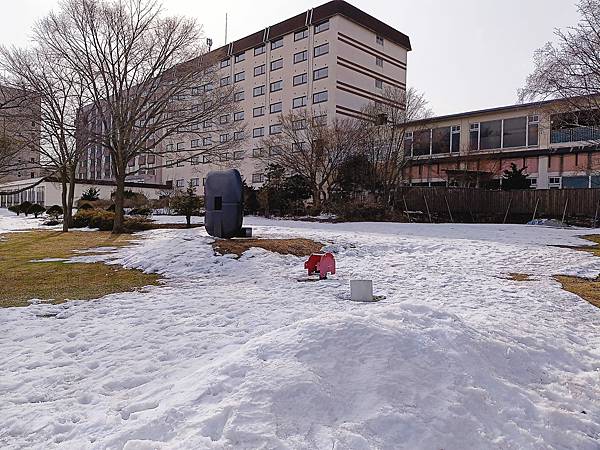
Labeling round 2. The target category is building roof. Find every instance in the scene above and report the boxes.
[206,0,411,61]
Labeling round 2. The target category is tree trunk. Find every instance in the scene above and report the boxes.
[60,167,69,232]
[312,186,321,213]
[64,165,77,231]
[112,173,126,234]
[186,214,191,228]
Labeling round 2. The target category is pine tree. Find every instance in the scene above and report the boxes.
[171,182,203,228]
[502,163,530,191]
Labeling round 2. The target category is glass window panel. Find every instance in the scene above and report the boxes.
[412,130,431,156]
[431,127,451,154]
[480,120,502,150]
[562,176,589,188]
[502,117,527,148]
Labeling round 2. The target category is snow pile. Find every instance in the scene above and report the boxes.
[0,208,47,233]
[1,219,600,448]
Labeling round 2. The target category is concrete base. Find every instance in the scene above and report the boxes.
[351,280,374,302]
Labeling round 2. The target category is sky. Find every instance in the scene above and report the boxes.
[0,0,581,116]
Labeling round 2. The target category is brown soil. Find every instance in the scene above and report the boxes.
[507,273,534,282]
[212,238,324,258]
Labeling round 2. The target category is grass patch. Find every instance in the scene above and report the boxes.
[0,231,160,308]
[212,238,323,258]
[554,275,600,309]
[552,235,600,309]
[507,273,534,282]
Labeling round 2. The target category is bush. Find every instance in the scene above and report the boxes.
[80,187,100,201]
[28,203,45,218]
[8,205,21,215]
[72,209,153,232]
[129,207,152,217]
[46,205,64,218]
[19,201,32,216]
[78,203,94,210]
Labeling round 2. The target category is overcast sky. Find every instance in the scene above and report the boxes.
[0,0,581,116]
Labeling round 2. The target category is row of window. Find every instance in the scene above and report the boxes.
[219,21,331,70]
[219,43,329,87]
[405,116,540,157]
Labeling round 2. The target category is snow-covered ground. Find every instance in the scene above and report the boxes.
[1,212,600,449]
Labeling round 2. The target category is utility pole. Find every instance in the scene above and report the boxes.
[225,13,228,45]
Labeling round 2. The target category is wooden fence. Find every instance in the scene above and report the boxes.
[394,187,600,223]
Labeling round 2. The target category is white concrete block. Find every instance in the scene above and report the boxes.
[351,280,373,302]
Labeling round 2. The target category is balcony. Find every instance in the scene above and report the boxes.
[551,125,600,144]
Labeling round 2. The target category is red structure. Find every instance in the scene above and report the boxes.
[304,253,336,279]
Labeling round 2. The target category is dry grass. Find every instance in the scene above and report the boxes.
[212,238,323,258]
[507,273,534,282]
[0,231,160,308]
[552,235,600,309]
[554,275,600,309]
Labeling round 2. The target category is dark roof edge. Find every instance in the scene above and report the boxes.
[205,0,411,62]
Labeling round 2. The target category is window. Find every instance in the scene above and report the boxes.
[451,126,460,153]
[294,50,308,64]
[220,133,228,143]
[254,45,265,56]
[313,90,328,104]
[376,35,384,46]
[376,57,384,67]
[271,59,283,71]
[412,130,431,156]
[292,119,307,130]
[234,131,245,141]
[293,73,308,86]
[293,96,307,109]
[191,139,200,148]
[404,131,413,156]
[313,67,328,80]
[314,114,327,126]
[314,20,329,34]
[202,155,212,164]
[234,71,245,83]
[294,29,308,41]
[203,83,213,92]
[562,176,589,189]
[252,148,264,158]
[192,86,201,96]
[253,127,265,138]
[253,85,265,97]
[469,123,480,151]
[166,144,174,151]
[502,117,527,148]
[253,106,265,117]
[233,150,244,160]
[203,119,212,129]
[314,43,329,57]
[176,179,185,188]
[269,145,282,155]
[219,153,229,162]
[528,115,539,147]
[271,38,283,50]
[220,76,230,86]
[220,59,230,68]
[270,102,282,114]
[528,178,537,189]
[270,123,282,134]
[176,142,185,150]
[252,173,264,183]
[203,137,212,147]
[375,79,383,89]
[480,120,502,150]
[191,178,200,186]
[292,142,307,153]
[234,111,244,121]
[234,53,245,63]
[219,114,229,124]
[431,127,451,154]
[234,91,245,102]
[270,80,283,92]
[254,64,265,76]
[549,177,562,189]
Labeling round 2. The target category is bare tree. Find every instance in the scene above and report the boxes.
[361,86,433,205]
[0,45,91,231]
[260,109,364,211]
[36,0,241,233]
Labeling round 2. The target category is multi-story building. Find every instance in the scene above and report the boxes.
[0,86,42,183]
[77,0,409,189]
[402,98,600,189]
